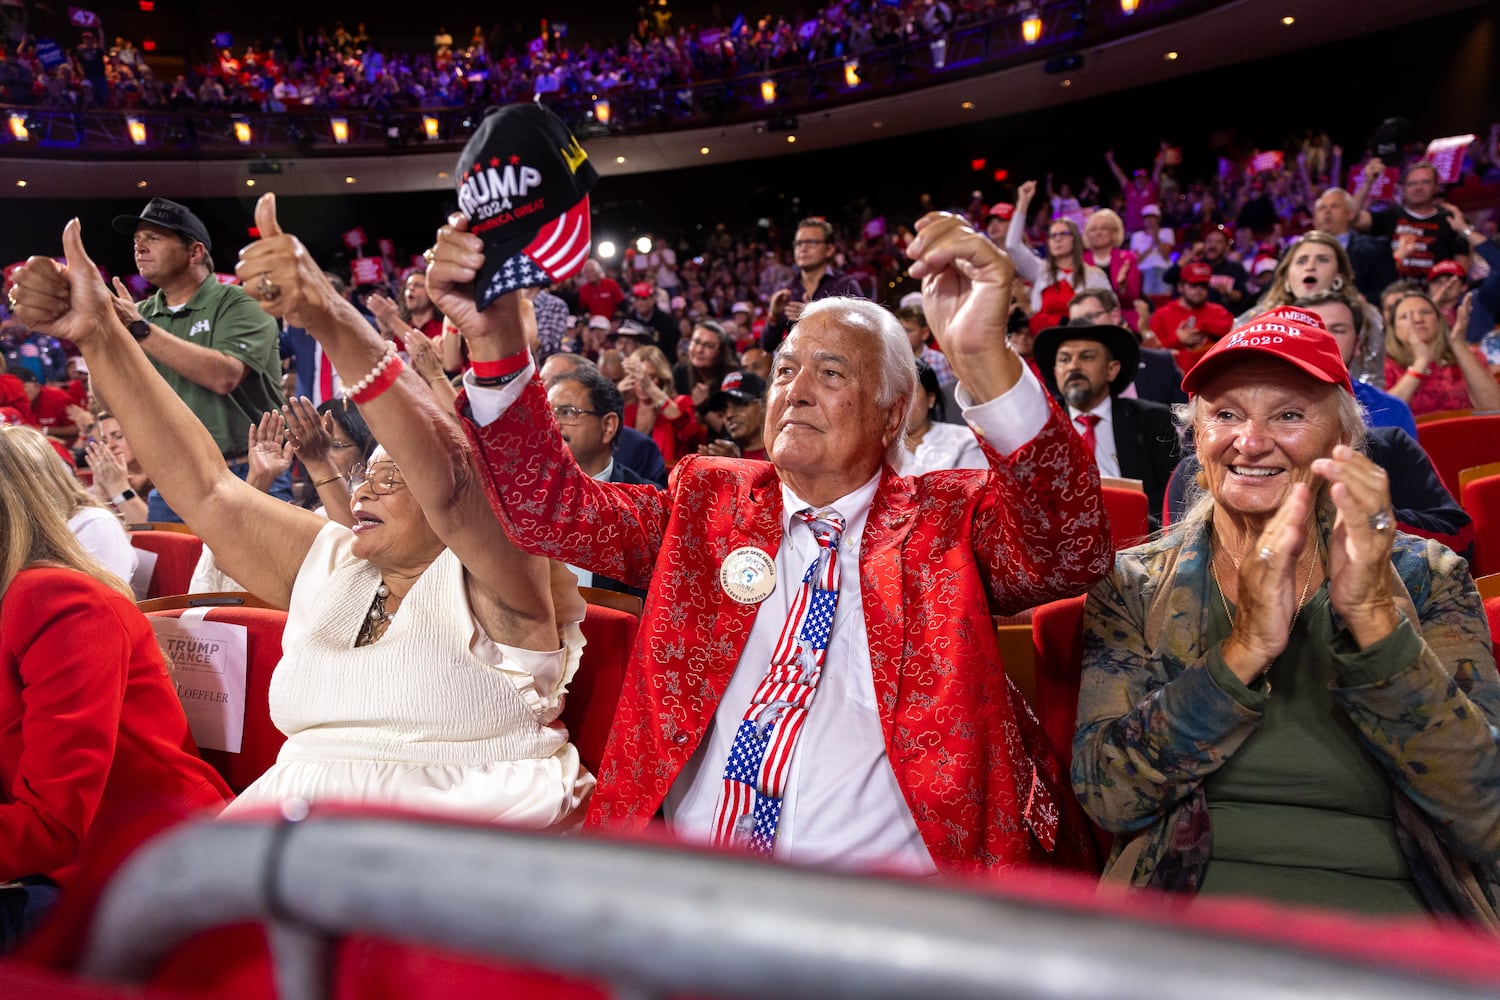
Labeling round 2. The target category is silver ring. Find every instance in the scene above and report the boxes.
[1258,546,1273,560]
[1369,510,1394,533]
[256,273,280,301]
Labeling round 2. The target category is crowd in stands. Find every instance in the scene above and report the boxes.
[1,1,1012,114]
[1,89,1500,951]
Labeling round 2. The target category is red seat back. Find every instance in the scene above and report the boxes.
[1416,414,1500,499]
[564,604,639,776]
[129,531,205,600]
[1463,475,1500,578]
[1100,486,1151,550]
[1485,596,1500,672]
[144,607,288,794]
[1029,595,1087,776]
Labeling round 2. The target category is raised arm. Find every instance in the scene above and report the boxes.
[428,213,673,588]
[237,195,558,642]
[1003,181,1044,285]
[908,211,1024,402]
[1104,149,1127,189]
[1349,158,1382,232]
[10,220,321,608]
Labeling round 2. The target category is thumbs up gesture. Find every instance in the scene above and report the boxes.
[235,192,337,330]
[8,218,115,348]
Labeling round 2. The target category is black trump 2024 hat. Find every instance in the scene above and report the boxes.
[454,103,598,310]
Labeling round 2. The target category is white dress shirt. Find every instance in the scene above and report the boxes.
[468,362,1053,871]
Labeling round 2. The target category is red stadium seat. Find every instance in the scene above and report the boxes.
[1484,596,1500,672]
[1029,595,1087,777]
[1415,413,1500,499]
[1462,474,1500,578]
[128,530,205,600]
[144,606,288,795]
[564,602,639,776]
[1100,485,1151,550]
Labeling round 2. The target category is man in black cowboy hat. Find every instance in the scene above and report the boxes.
[106,196,286,520]
[1033,318,1181,526]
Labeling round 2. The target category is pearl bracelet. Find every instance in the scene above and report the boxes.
[346,344,398,398]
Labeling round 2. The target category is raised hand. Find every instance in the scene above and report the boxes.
[235,193,339,331]
[366,291,406,337]
[247,410,294,484]
[906,212,1019,402]
[1313,445,1399,647]
[423,213,491,342]
[406,327,446,384]
[85,437,130,497]
[9,219,117,348]
[1220,482,1314,682]
[107,276,146,327]
[280,395,334,466]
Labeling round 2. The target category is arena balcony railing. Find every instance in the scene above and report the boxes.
[0,0,1213,159]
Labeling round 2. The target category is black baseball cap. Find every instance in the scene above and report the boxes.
[711,371,768,407]
[112,197,213,252]
[455,103,598,310]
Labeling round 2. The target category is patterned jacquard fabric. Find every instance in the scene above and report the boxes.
[460,373,1113,873]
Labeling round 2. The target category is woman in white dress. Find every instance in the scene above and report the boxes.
[11,211,590,830]
[901,359,985,477]
[4,425,137,585]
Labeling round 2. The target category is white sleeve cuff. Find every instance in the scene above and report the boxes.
[956,363,1051,456]
[464,359,538,427]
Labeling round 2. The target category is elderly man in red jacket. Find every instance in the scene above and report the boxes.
[435,212,1111,875]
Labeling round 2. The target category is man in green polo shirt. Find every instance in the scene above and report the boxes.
[107,198,288,521]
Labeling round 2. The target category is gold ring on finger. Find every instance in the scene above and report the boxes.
[1369,510,1394,532]
[257,272,280,301]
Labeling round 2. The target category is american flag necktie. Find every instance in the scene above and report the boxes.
[712,508,845,855]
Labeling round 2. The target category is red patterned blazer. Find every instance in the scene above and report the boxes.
[462,375,1112,872]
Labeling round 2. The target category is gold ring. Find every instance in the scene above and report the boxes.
[257,273,280,301]
[422,247,436,265]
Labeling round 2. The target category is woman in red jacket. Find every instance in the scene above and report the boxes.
[0,426,231,949]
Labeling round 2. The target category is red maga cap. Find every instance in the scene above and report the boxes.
[1181,262,1214,285]
[1181,313,1352,396]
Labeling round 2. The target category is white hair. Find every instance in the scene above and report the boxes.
[793,296,917,466]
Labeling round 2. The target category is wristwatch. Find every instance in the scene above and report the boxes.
[127,319,151,341]
[111,488,137,505]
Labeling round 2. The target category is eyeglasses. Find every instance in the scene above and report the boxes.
[792,239,829,249]
[689,338,720,350]
[348,462,407,496]
[552,405,603,423]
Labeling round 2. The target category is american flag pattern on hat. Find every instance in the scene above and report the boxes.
[478,196,593,308]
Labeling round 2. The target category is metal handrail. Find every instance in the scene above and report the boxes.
[79,812,1500,1000]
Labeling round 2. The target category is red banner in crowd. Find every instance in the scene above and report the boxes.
[1349,162,1398,203]
[214,273,241,286]
[1424,134,1476,185]
[1248,150,1284,175]
[342,226,367,251]
[350,256,383,286]
[377,238,395,261]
